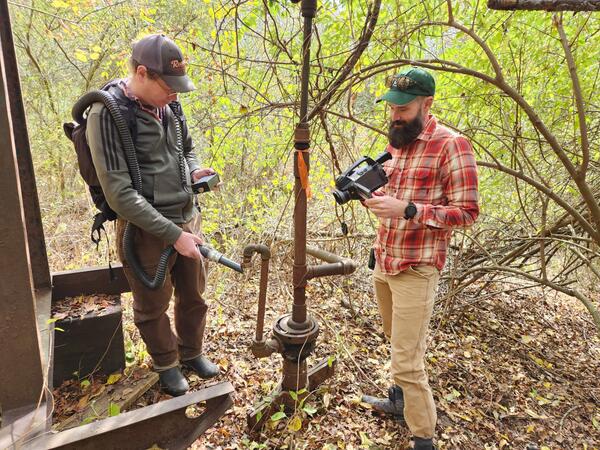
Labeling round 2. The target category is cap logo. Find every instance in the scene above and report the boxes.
[391,75,414,90]
[170,59,186,73]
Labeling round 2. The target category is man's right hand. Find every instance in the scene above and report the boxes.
[360,189,384,207]
[174,231,203,260]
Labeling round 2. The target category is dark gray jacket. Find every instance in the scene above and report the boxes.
[86,82,199,244]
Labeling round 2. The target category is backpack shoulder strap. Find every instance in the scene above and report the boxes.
[103,81,139,145]
[168,100,186,125]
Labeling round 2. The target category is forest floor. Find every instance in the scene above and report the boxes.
[51,247,600,450]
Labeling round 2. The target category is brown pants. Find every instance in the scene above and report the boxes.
[116,218,208,369]
[373,263,440,439]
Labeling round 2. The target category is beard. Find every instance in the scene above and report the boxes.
[388,113,424,149]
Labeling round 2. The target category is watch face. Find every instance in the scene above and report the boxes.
[405,203,417,219]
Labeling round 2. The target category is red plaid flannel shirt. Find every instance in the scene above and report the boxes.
[375,114,479,274]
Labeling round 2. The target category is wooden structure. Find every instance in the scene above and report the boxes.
[0,2,233,448]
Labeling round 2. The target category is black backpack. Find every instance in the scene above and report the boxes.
[63,81,137,246]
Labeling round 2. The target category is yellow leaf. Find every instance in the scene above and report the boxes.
[90,53,100,60]
[456,413,472,422]
[359,432,373,446]
[525,408,548,419]
[107,373,122,385]
[526,424,535,433]
[74,50,88,63]
[287,415,302,432]
[521,335,534,344]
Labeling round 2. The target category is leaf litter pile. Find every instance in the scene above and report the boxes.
[51,293,120,320]
[51,252,599,449]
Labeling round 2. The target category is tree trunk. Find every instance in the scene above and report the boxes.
[488,0,600,11]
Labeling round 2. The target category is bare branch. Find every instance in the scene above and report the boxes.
[488,0,600,11]
[554,13,591,177]
[307,0,381,120]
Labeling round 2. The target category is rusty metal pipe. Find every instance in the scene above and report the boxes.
[306,245,358,266]
[242,244,271,261]
[305,245,357,280]
[290,0,316,329]
[242,245,278,358]
[306,262,355,280]
[242,244,271,341]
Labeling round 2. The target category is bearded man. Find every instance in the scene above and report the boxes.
[361,67,480,450]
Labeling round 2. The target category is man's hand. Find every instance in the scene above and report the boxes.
[364,195,407,219]
[360,189,384,207]
[191,167,223,191]
[191,167,216,182]
[174,231,204,259]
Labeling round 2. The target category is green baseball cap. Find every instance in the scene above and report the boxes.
[377,67,435,105]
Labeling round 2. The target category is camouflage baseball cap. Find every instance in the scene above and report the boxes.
[132,34,195,93]
[377,67,435,105]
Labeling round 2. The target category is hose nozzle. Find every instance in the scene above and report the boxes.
[198,244,243,273]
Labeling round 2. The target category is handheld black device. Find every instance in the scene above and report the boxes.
[332,151,392,205]
[192,173,220,194]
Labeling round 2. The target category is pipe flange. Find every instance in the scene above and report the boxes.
[272,314,319,361]
[273,314,319,343]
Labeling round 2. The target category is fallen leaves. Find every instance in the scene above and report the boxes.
[51,294,120,320]
[50,260,599,449]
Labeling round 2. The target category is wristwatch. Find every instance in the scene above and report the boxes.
[404,201,417,220]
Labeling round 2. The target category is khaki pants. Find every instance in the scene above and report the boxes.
[116,218,208,369]
[373,263,440,439]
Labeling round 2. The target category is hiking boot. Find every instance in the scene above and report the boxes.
[182,355,220,379]
[361,385,405,421]
[158,366,189,396]
[411,437,437,450]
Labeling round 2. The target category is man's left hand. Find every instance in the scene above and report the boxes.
[191,167,223,191]
[364,195,407,219]
[191,167,216,182]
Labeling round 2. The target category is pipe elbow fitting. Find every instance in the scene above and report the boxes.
[243,244,271,261]
[250,338,280,358]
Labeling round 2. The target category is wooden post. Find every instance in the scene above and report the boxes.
[0,0,50,290]
[0,24,44,413]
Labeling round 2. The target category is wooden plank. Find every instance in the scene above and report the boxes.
[55,371,159,432]
[488,0,600,11]
[33,382,235,450]
[0,403,48,449]
[52,265,131,301]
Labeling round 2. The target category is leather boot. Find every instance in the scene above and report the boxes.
[182,355,220,379]
[158,366,189,396]
[361,385,405,421]
[412,437,437,450]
